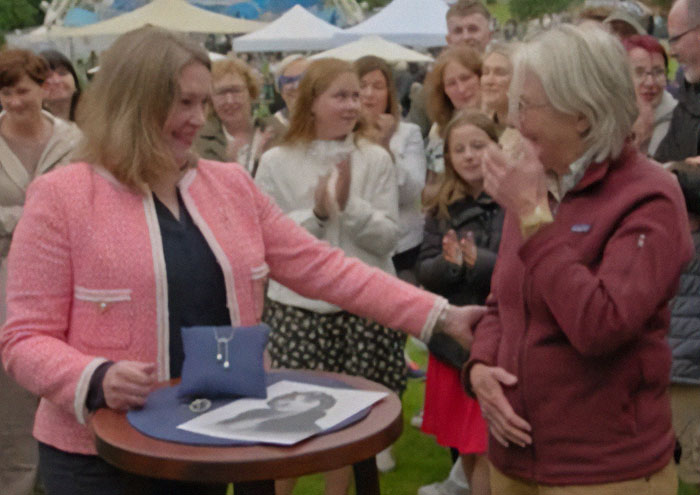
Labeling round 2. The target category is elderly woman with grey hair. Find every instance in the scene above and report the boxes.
[465,23,693,494]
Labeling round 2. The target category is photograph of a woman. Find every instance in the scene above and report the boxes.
[178,380,386,445]
[216,391,336,436]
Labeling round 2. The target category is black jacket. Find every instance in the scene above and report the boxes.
[655,80,700,163]
[416,194,503,306]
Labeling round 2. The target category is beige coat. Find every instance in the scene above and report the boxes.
[0,111,82,259]
[0,111,81,324]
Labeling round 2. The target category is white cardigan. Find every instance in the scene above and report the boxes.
[256,134,400,313]
[390,122,427,254]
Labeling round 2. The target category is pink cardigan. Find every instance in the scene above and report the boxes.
[1,160,446,455]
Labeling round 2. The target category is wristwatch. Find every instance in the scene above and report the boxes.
[519,204,553,239]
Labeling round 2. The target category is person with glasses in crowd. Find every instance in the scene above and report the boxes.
[654,0,700,165]
[653,2,700,493]
[265,54,309,149]
[622,35,677,157]
[194,57,272,176]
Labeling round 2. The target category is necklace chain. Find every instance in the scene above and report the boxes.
[214,327,235,369]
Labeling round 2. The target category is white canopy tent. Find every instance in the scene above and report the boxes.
[310,35,432,63]
[233,5,342,52]
[341,0,449,48]
[54,0,265,37]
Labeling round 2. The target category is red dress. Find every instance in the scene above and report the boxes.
[421,354,488,454]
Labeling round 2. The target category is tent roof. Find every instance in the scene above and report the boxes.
[55,0,265,37]
[343,0,449,48]
[233,5,342,52]
[310,35,432,63]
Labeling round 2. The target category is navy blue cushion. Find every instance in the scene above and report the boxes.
[177,324,270,399]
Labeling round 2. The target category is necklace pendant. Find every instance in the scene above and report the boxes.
[216,352,223,361]
[223,360,230,369]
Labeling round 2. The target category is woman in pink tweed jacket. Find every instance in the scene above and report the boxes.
[0,27,483,495]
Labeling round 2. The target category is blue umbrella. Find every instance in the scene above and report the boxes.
[62,7,100,26]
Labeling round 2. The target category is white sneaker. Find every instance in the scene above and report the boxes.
[417,478,470,495]
[375,446,396,472]
[410,409,423,428]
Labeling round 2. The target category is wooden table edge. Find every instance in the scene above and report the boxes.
[91,371,404,483]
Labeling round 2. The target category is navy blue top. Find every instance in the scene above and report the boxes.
[154,190,231,377]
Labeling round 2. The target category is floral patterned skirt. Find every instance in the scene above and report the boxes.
[262,299,407,394]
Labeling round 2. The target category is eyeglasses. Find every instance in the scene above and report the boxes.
[669,25,700,45]
[632,67,667,81]
[517,99,548,114]
[213,85,247,98]
[278,73,303,90]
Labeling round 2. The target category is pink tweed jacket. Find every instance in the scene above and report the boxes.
[1,160,446,455]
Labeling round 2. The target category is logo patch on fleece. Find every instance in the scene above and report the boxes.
[571,223,591,233]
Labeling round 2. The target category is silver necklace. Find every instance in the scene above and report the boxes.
[214,327,235,369]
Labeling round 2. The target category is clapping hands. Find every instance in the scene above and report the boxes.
[313,158,351,219]
[442,230,477,267]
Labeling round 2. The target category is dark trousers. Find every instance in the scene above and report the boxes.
[38,442,227,495]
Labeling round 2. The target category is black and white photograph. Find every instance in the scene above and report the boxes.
[177,380,388,445]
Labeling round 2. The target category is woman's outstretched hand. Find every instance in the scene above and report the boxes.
[439,305,487,352]
[470,363,532,448]
[103,360,157,411]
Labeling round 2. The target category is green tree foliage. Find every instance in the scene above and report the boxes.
[0,0,43,32]
[364,0,392,9]
[509,0,580,21]
[0,0,43,46]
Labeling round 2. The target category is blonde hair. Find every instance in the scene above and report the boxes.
[75,26,209,190]
[424,111,499,219]
[211,57,260,100]
[283,58,368,145]
[425,46,482,132]
[483,40,517,64]
[510,23,637,162]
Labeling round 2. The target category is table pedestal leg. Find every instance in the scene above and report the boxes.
[233,479,275,494]
[353,456,380,495]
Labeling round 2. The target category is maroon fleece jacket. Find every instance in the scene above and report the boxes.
[467,145,694,485]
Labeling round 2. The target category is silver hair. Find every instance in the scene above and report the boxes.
[509,23,637,162]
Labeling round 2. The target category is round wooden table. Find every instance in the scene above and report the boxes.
[90,371,403,494]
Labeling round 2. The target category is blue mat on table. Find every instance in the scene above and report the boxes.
[127,371,373,446]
